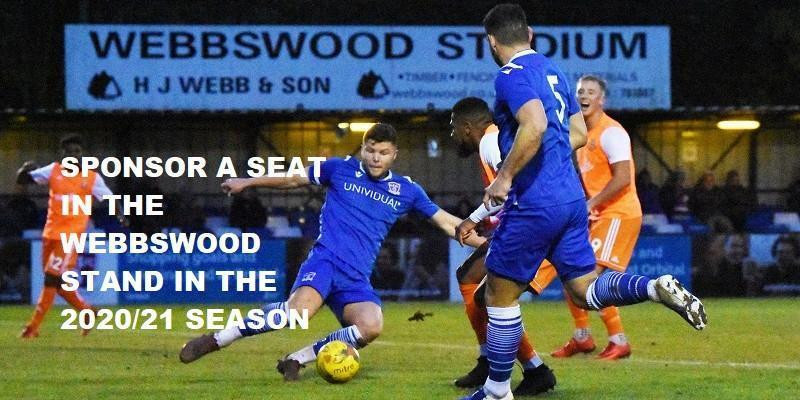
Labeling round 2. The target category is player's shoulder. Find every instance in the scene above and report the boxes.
[495,52,544,88]
[392,174,426,195]
[394,174,418,186]
[600,114,628,134]
[328,155,357,170]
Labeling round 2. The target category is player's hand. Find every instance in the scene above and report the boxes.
[483,174,511,210]
[221,178,249,195]
[455,218,478,247]
[18,160,38,173]
[586,199,600,221]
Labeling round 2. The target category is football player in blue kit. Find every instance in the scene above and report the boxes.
[180,123,486,381]
[460,5,707,400]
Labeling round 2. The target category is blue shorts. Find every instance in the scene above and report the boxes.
[485,199,596,284]
[291,245,382,323]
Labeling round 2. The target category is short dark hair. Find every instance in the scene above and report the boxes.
[59,134,83,149]
[363,123,397,145]
[579,74,608,95]
[452,97,492,123]
[483,3,530,46]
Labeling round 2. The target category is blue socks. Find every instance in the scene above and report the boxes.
[239,301,287,337]
[587,271,653,309]
[484,305,523,398]
[312,325,364,354]
[287,325,365,365]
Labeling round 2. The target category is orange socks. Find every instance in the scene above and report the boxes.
[27,276,93,334]
[517,330,536,363]
[599,306,624,336]
[459,283,487,345]
[460,283,538,363]
[27,286,57,331]
[565,289,590,329]
[58,288,91,311]
[564,288,625,339]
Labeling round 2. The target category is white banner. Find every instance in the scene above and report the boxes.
[66,25,670,111]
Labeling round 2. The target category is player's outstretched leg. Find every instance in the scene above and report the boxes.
[57,287,96,336]
[649,275,707,330]
[179,301,288,363]
[278,324,365,381]
[21,274,61,339]
[567,271,707,330]
[277,301,381,381]
[180,287,324,364]
[596,306,631,360]
[454,246,490,388]
[551,288,596,358]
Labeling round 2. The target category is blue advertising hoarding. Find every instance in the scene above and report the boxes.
[118,239,287,304]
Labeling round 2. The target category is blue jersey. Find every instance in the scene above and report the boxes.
[308,156,440,277]
[493,49,585,209]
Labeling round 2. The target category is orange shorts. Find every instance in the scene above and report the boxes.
[42,238,79,277]
[527,216,642,293]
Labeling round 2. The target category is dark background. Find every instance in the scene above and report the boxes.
[1,0,799,109]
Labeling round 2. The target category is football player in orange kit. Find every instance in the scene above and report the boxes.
[549,75,644,360]
[450,97,556,396]
[17,134,121,338]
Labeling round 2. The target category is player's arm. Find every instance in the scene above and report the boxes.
[587,161,630,212]
[586,128,633,212]
[569,112,588,151]
[221,167,312,194]
[429,209,487,248]
[484,99,547,208]
[16,161,39,185]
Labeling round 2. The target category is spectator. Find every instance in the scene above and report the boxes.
[721,170,756,231]
[401,236,448,299]
[0,238,30,303]
[371,245,405,296]
[636,169,662,214]
[689,171,725,222]
[787,178,800,213]
[659,169,690,219]
[6,186,39,232]
[229,189,267,230]
[695,234,760,297]
[760,235,800,296]
[450,196,475,218]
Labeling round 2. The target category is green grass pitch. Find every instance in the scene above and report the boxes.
[1,299,798,399]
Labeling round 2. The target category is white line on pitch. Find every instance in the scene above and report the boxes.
[371,340,800,370]
[4,320,799,370]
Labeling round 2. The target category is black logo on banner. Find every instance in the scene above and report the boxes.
[357,70,389,99]
[88,71,122,100]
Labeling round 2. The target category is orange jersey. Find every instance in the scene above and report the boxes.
[577,113,642,218]
[41,163,98,240]
[42,238,79,275]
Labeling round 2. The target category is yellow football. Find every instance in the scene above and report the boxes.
[315,340,361,383]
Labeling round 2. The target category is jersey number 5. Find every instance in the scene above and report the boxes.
[546,75,566,124]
